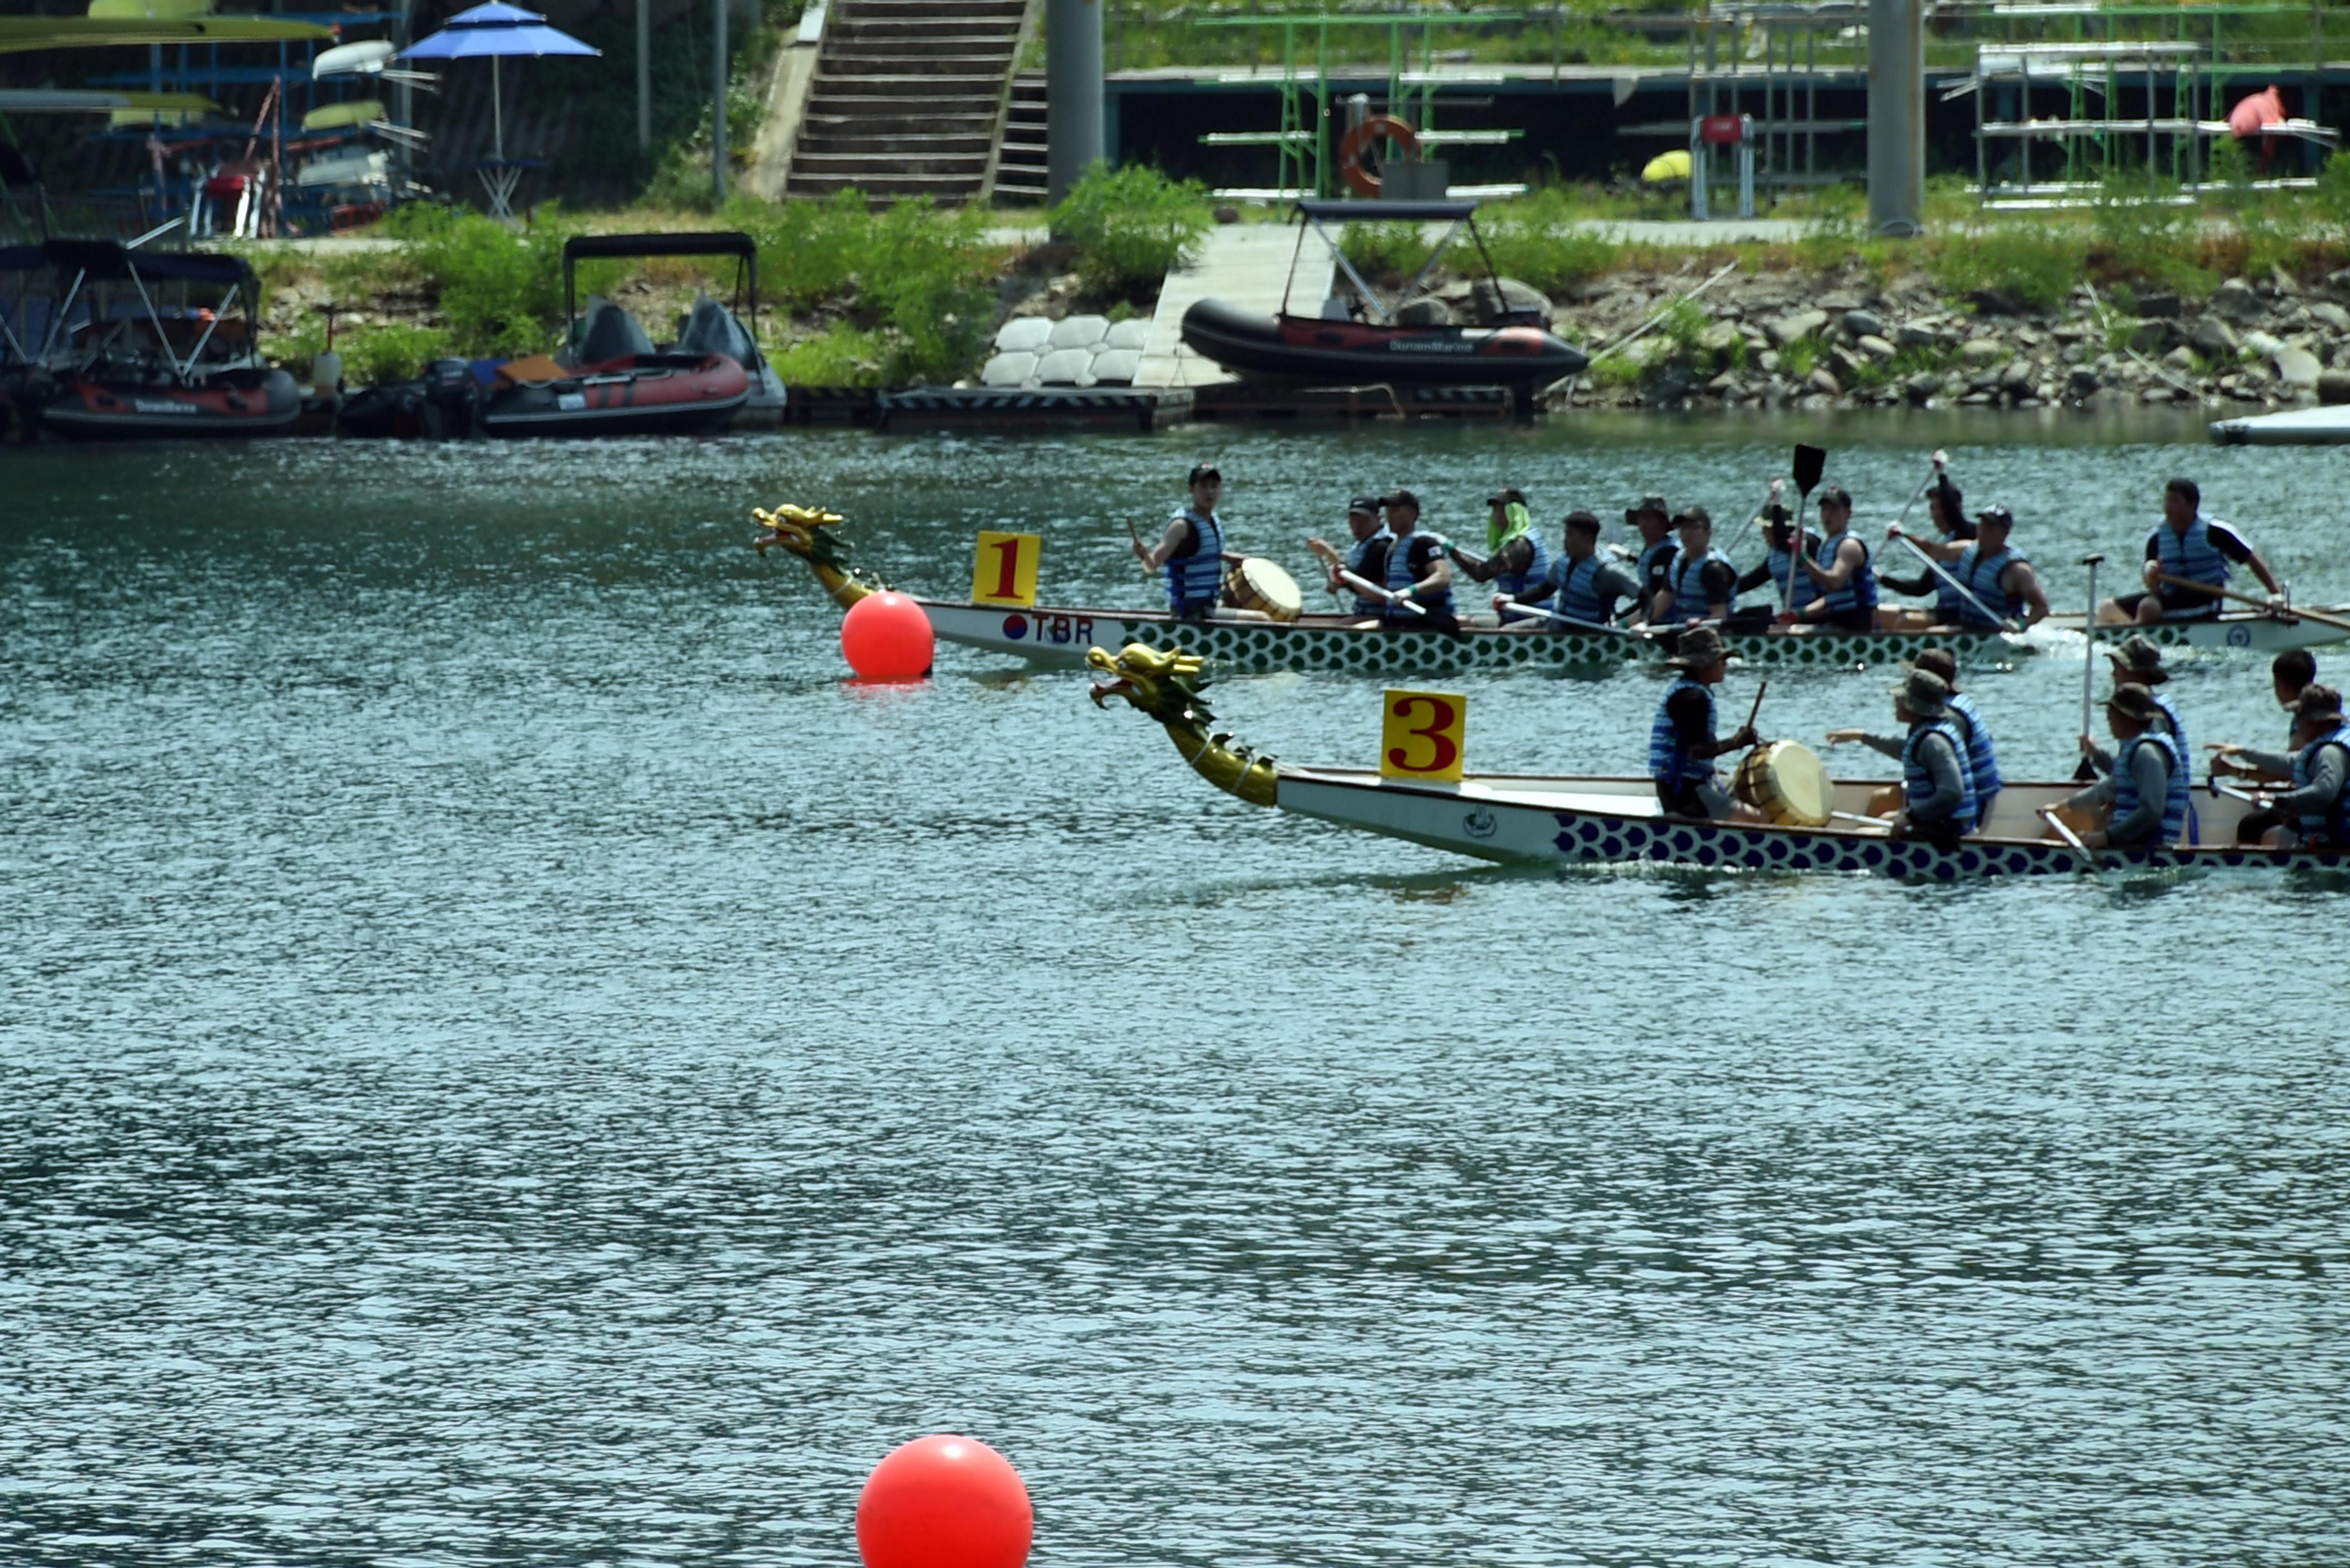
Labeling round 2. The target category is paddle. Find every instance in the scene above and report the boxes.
[1497,599,1630,637]
[2151,570,2350,636]
[1889,532,2019,633]
[2039,807,2108,877]
[2208,777,2264,806]
[1338,567,1426,616]
[1889,449,1948,537]
[1776,446,1826,616]
[2075,554,2104,782]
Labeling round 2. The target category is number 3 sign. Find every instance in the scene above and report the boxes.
[1380,689,1466,782]
[971,531,1041,607]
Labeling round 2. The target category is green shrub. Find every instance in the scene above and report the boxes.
[346,322,455,384]
[724,189,867,309]
[1049,162,1212,297]
[767,322,889,385]
[1480,187,1623,293]
[860,198,1001,383]
[1924,223,2088,311]
[1778,335,1818,378]
[380,203,572,357]
[1340,221,1435,285]
[2091,175,2214,297]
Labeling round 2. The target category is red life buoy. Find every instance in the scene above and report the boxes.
[1336,114,1419,198]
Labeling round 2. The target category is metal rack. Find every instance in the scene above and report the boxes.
[1611,4,1873,195]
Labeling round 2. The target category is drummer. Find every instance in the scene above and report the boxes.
[1379,489,1459,633]
[1650,625,1759,819]
[1877,471,1975,630]
[2060,685,2190,849]
[1448,487,1552,601]
[2211,649,2320,786]
[1784,486,1878,631]
[1307,495,1392,618]
[1652,506,1739,625]
[2098,477,2286,625]
[1133,461,1239,621]
[1831,649,1997,829]
[2233,685,2350,848]
[1506,511,1643,630]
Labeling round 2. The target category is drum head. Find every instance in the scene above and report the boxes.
[1766,741,1831,827]
[1238,558,1302,620]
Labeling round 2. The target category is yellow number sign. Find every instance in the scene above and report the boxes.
[1380,688,1466,782]
[971,531,1041,607]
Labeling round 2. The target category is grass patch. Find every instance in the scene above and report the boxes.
[378,203,573,358]
[767,322,889,385]
[1480,188,1622,292]
[1339,222,1436,287]
[1049,162,1212,298]
[1925,223,2089,311]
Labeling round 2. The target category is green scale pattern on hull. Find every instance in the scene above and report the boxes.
[1112,621,2008,674]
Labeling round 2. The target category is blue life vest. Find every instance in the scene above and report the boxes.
[1811,530,1879,616]
[1901,719,1978,828]
[1951,545,2028,630]
[1547,554,1619,625]
[1635,536,1677,605]
[1164,507,1224,613]
[2150,514,2232,590]
[1649,675,1714,788]
[2112,730,2189,846]
[2290,725,2350,842]
[1344,525,1393,615]
[1945,692,2001,827]
[1665,548,1735,621]
[1494,533,1551,598]
[1384,531,1454,620]
[1765,539,1818,611]
[2145,690,2191,768]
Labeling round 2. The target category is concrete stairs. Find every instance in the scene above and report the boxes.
[782,0,1030,206]
[992,70,1048,206]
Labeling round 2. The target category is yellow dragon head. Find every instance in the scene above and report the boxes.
[1087,643,1277,807]
[751,503,880,607]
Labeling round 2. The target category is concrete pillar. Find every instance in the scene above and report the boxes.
[713,0,729,204]
[1047,0,1105,204]
[637,0,651,154]
[1867,0,1924,236]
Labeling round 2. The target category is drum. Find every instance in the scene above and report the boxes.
[1222,557,1303,622]
[1732,740,1832,827]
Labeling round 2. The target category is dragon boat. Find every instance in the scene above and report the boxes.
[1083,641,2350,881]
[752,506,2345,676]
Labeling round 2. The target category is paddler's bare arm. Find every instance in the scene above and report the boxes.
[2005,561,2052,626]
[1413,555,1454,597]
[1135,516,1191,569]
[1885,525,1965,562]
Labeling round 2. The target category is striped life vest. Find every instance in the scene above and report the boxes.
[1551,554,1618,624]
[2150,515,2232,590]
[1901,719,1978,829]
[1951,545,2028,629]
[1345,526,1393,615]
[1765,539,1818,611]
[1945,692,2001,827]
[1635,536,1678,602]
[2290,724,2350,843]
[1649,675,1714,787]
[1384,531,1454,620]
[1665,548,1735,621]
[1811,529,1879,616]
[1494,533,1552,598]
[2111,730,2189,845]
[1164,506,1224,614]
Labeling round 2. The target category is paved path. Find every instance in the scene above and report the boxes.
[1133,225,1332,389]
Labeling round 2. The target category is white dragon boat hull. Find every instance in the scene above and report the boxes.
[1271,768,2347,879]
[921,597,2343,673]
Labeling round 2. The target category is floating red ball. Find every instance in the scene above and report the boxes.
[841,591,934,680]
[857,1435,1032,1568]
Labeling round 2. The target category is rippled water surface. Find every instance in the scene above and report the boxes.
[4,421,2347,1568]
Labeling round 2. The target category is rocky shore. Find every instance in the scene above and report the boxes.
[1537,261,2350,414]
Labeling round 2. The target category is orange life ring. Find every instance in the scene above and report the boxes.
[1336,114,1419,198]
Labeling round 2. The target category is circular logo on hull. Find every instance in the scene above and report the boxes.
[1002,615,1027,640]
[2226,624,2253,647]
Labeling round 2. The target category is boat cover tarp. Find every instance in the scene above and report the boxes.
[563,231,757,264]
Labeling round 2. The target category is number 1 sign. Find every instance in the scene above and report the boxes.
[1380,689,1466,782]
[971,532,1041,607]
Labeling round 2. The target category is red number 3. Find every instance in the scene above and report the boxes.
[1387,695,1459,773]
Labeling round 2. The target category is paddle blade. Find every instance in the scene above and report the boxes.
[1792,443,1826,497]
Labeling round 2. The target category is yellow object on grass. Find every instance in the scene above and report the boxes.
[1642,149,1693,184]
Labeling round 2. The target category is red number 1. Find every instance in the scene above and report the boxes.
[1388,696,1460,773]
[990,537,1023,600]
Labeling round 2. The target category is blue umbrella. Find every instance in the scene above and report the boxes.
[400,1,598,166]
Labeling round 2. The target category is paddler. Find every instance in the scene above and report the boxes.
[2093,635,2192,765]
[2210,649,2320,791]
[1307,495,1392,618]
[2233,685,2350,849]
[1650,625,1759,819]
[1505,510,1643,630]
[1446,486,1552,600]
[1615,494,1677,626]
[1876,471,1975,630]
[1134,462,1238,621]
[2097,477,2285,625]
[1886,504,2049,631]
[1736,505,1806,603]
[1825,667,1976,849]
[1784,486,1878,631]
[1652,506,1739,625]
[1379,489,1459,633]
[2060,684,2189,849]
[1830,647,2000,828]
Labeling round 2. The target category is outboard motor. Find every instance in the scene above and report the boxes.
[422,357,480,438]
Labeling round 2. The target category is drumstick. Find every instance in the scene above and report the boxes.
[1126,515,1155,580]
[1743,679,1769,741]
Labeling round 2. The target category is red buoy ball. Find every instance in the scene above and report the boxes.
[857,1435,1032,1568]
[841,591,935,680]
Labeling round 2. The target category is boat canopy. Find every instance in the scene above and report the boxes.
[42,239,255,287]
[1293,198,1477,223]
[561,231,759,326]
